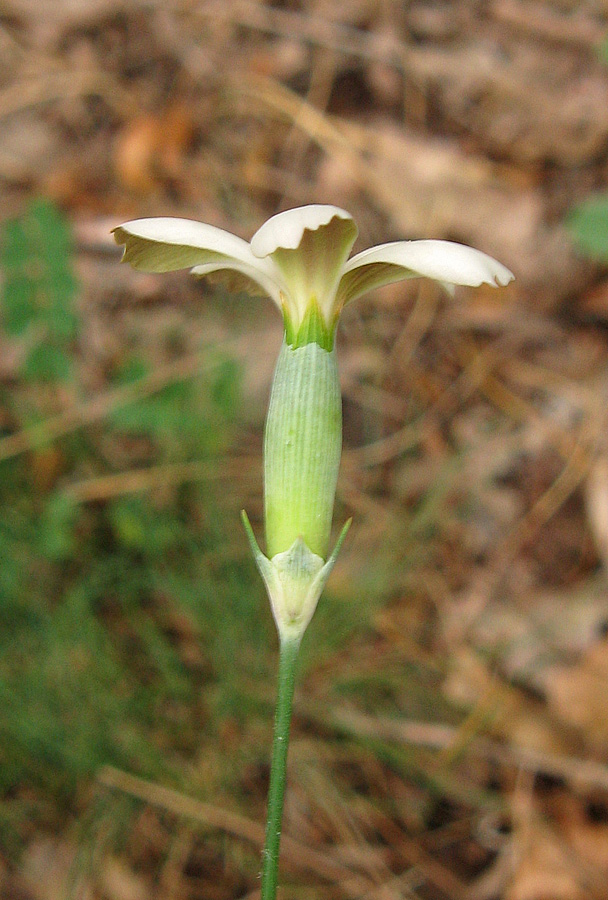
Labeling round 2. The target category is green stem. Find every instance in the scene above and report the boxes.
[261,635,301,900]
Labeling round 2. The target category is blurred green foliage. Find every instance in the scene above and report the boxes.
[568,193,608,262]
[0,200,277,850]
[598,33,608,68]
[2,200,77,383]
[0,201,467,870]
[568,38,608,262]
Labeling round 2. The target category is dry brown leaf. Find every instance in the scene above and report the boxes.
[157,104,195,178]
[579,281,608,322]
[113,114,161,194]
[113,105,194,195]
[555,792,608,875]
[443,648,573,759]
[99,858,148,900]
[403,20,608,165]
[0,0,120,31]
[0,112,58,180]
[30,445,65,493]
[321,121,586,309]
[507,788,583,900]
[20,840,88,900]
[507,826,582,900]
[586,457,608,572]
[545,639,608,750]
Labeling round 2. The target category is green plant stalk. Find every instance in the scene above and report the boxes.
[261,634,301,900]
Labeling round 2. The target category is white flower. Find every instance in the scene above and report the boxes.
[114,204,514,640]
[113,204,513,348]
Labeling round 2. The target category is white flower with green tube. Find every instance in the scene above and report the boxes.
[114,204,513,899]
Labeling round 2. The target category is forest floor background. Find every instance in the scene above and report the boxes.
[3,2,608,899]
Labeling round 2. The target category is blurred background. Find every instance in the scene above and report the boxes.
[3,1,608,898]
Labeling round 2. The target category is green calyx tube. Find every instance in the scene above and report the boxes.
[263,333,341,561]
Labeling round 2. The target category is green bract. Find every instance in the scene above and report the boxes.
[114,205,513,638]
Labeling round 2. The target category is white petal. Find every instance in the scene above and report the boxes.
[113,217,282,304]
[189,263,272,298]
[250,204,354,258]
[338,240,514,306]
[249,206,358,328]
[114,217,251,268]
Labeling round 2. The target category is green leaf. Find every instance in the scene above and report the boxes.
[109,497,149,551]
[109,496,186,553]
[2,273,37,335]
[30,198,73,260]
[568,194,608,261]
[23,343,73,382]
[211,357,241,417]
[38,492,79,561]
[1,198,78,361]
[1,219,29,268]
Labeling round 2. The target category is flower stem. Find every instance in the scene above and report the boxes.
[261,634,301,900]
